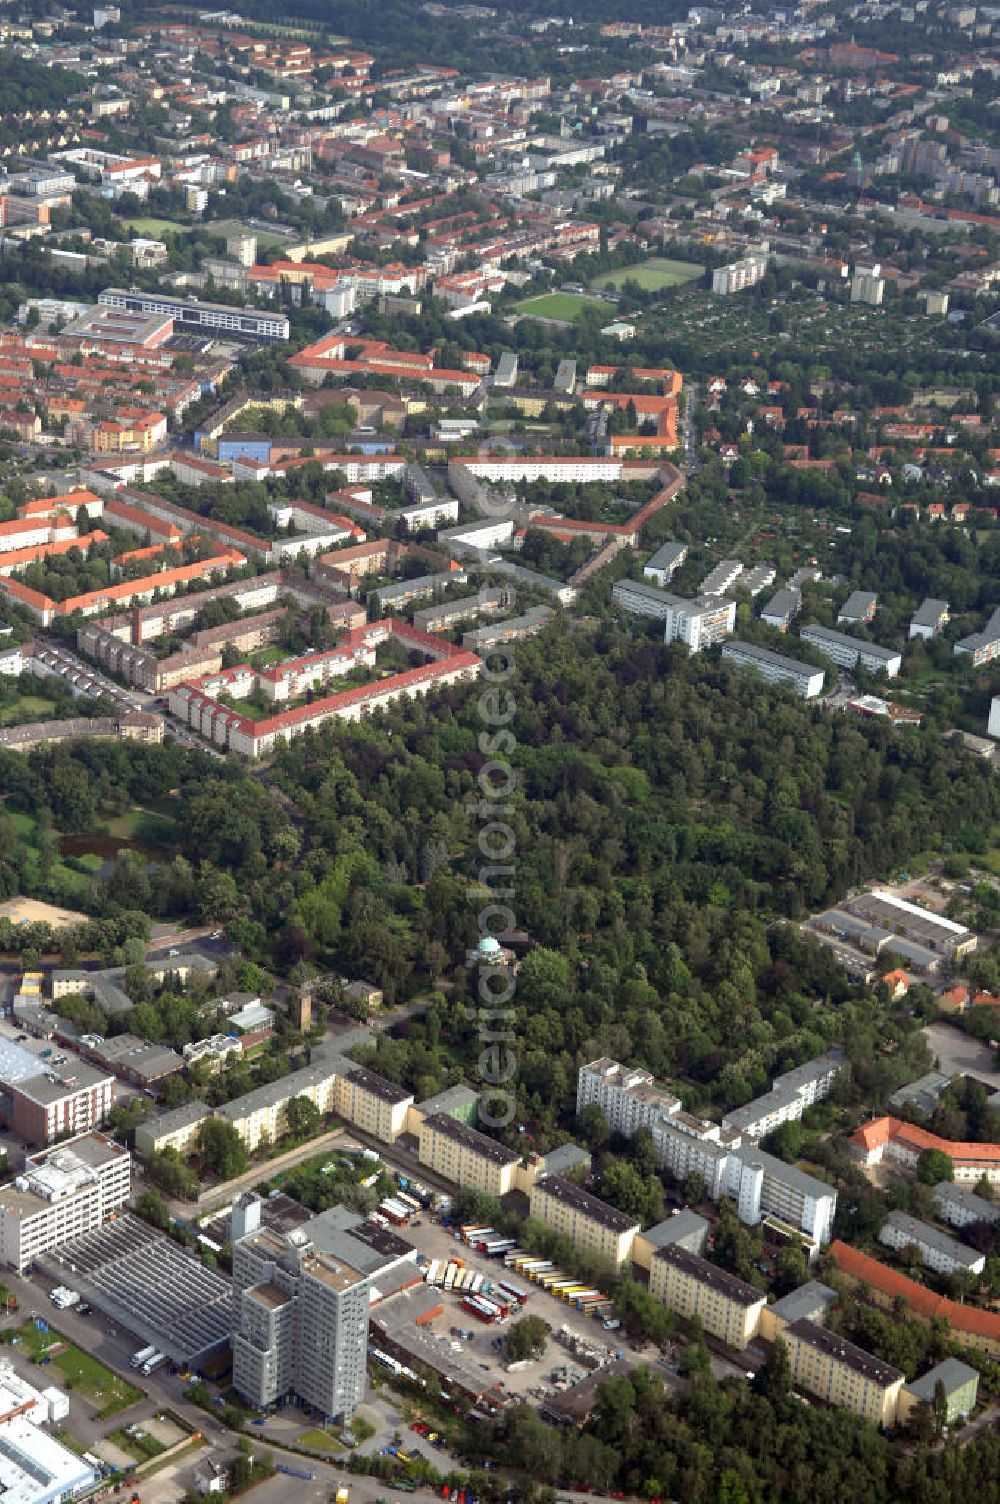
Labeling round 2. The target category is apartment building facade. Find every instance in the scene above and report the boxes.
[0,1133,130,1272]
[418,1113,519,1198]
[4,1060,115,1146]
[799,624,902,678]
[782,1318,904,1427]
[878,1210,986,1276]
[649,1244,765,1350]
[333,1068,413,1144]
[720,640,825,699]
[528,1175,640,1268]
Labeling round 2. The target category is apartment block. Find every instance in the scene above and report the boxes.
[649,1244,765,1350]
[837,590,877,625]
[720,640,825,699]
[909,598,949,640]
[418,1113,519,1198]
[577,1057,679,1137]
[579,1059,838,1251]
[799,624,902,678]
[233,1202,416,1420]
[643,541,687,587]
[878,1210,986,1276]
[760,587,802,632]
[0,1132,130,1272]
[932,1181,1000,1231]
[333,1067,413,1144]
[217,1061,340,1152]
[134,1100,211,1159]
[782,1319,904,1427]
[712,254,767,296]
[720,1050,845,1138]
[528,1175,640,1268]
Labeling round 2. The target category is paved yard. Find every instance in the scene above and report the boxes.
[923,1022,1000,1088]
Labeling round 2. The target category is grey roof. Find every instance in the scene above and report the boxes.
[217,1060,339,1120]
[880,1210,984,1269]
[540,1141,592,1178]
[911,597,949,628]
[534,1174,640,1233]
[932,1181,1000,1226]
[416,1084,481,1118]
[800,623,900,664]
[760,587,802,622]
[345,1065,413,1105]
[654,1243,764,1308]
[722,640,824,682]
[889,1069,952,1115]
[307,1204,416,1276]
[138,1100,211,1137]
[92,1034,184,1081]
[838,589,877,619]
[907,1357,980,1403]
[642,1208,710,1250]
[644,541,687,574]
[768,1279,837,1325]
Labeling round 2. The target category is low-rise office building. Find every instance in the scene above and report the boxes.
[649,1244,765,1350]
[528,1175,639,1268]
[418,1113,519,1198]
[878,1210,986,1276]
[720,640,825,699]
[0,1132,130,1272]
[782,1318,904,1427]
[799,624,901,678]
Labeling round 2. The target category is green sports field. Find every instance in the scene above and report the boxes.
[123,217,187,238]
[515,291,606,322]
[592,257,704,291]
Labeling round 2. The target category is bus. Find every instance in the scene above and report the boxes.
[426,1261,440,1287]
[482,1238,516,1258]
[443,1264,457,1292]
[495,1279,528,1307]
[454,1270,469,1293]
[560,1285,588,1303]
[470,1273,484,1294]
[397,1192,421,1215]
[503,1249,526,1268]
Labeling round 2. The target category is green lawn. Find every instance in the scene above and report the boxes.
[12,1324,142,1418]
[123,217,187,238]
[592,257,704,292]
[104,805,177,847]
[0,695,57,725]
[207,218,291,252]
[515,291,606,322]
[296,1427,344,1451]
[247,646,288,669]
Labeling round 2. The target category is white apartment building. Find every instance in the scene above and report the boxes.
[614,579,736,651]
[576,1057,679,1136]
[879,1211,986,1277]
[721,1050,845,1138]
[578,1060,838,1252]
[799,624,902,678]
[0,1132,130,1272]
[712,254,768,296]
[720,640,825,699]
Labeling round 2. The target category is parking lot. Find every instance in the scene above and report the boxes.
[399,1213,651,1400]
